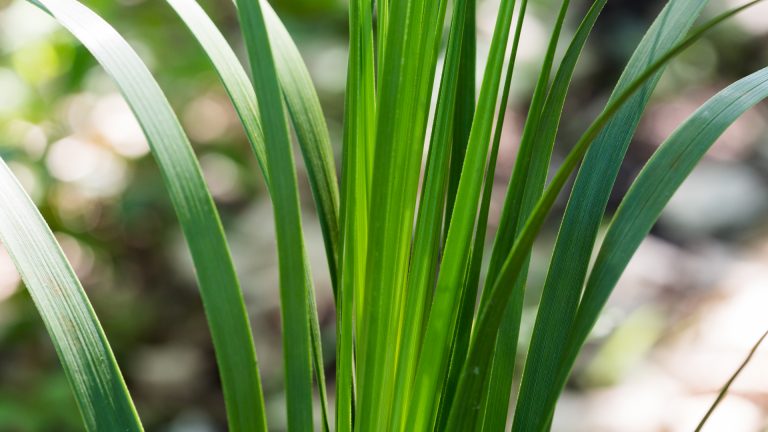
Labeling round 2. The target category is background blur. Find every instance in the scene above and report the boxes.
[0,0,767,430]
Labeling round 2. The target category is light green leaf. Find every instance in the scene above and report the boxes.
[355,0,450,425]
[389,0,474,427]
[337,0,376,426]
[405,0,519,428]
[437,0,523,429]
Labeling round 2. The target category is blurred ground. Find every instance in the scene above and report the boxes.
[0,0,767,430]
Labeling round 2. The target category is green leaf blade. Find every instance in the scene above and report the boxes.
[356,0,451,426]
[449,3,764,429]
[169,0,340,294]
[336,0,376,427]
[235,0,316,429]
[0,159,143,431]
[475,0,578,426]
[510,1,715,429]
[405,0,519,428]
[388,0,474,427]
[264,3,341,292]
[569,66,768,395]
[31,0,268,429]
[167,2,332,428]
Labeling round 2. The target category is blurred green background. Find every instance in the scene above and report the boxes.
[0,0,767,430]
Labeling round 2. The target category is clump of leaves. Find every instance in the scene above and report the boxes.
[1,0,766,430]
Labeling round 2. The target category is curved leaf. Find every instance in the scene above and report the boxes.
[0,160,143,431]
[565,66,768,407]
[168,0,340,293]
[30,0,268,429]
[512,0,708,427]
[166,1,331,428]
[447,3,764,430]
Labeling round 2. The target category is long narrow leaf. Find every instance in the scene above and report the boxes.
[167,0,268,182]
[476,0,575,426]
[388,0,473,427]
[0,159,142,431]
[443,0,476,240]
[560,67,768,425]
[356,0,450,425]
[169,0,340,294]
[405,0,518,427]
[512,0,708,428]
[30,0,269,429]
[264,3,341,292]
[447,3,763,429]
[437,1,526,429]
[336,0,376,426]
[235,0,316,429]
[166,1,331,428]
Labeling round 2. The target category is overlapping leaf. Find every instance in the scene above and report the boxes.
[167,1,332,428]
[235,0,316,429]
[29,0,269,429]
[447,3,764,430]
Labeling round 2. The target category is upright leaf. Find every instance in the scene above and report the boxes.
[443,0,476,239]
[436,1,526,429]
[447,4,763,428]
[356,0,450,426]
[475,0,574,426]
[337,0,376,426]
[235,0,316,429]
[167,1,332,428]
[404,0,518,428]
[264,3,341,292]
[388,0,474,427]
